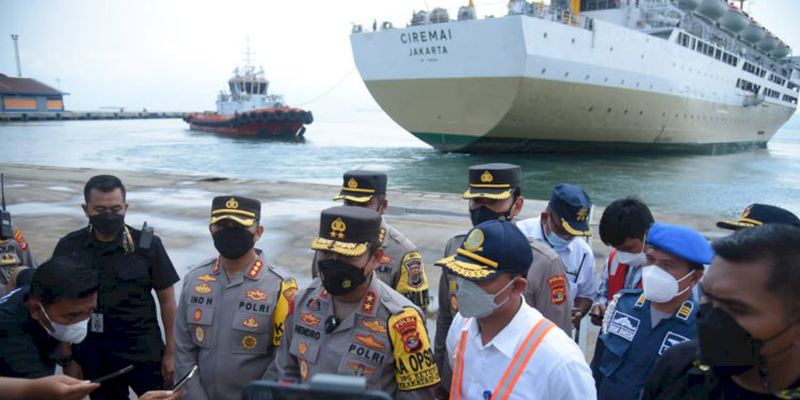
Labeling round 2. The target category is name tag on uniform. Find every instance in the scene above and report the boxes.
[91,313,104,333]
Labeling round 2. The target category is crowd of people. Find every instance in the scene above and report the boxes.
[0,166,798,400]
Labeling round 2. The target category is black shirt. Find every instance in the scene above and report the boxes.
[0,286,61,378]
[53,225,179,362]
[642,340,793,400]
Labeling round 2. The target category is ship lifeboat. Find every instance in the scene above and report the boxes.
[719,5,749,33]
[758,32,779,52]
[696,0,728,21]
[741,20,766,44]
[770,41,791,59]
[677,0,701,11]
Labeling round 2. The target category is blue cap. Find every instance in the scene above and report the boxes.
[435,220,533,281]
[549,183,593,236]
[647,222,714,265]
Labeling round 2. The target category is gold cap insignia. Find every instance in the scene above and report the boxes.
[348,178,359,189]
[464,229,485,252]
[226,197,239,209]
[330,217,346,239]
[480,171,493,183]
[577,207,589,222]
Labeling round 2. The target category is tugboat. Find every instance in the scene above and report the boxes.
[184,55,313,139]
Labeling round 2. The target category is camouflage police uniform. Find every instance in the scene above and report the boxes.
[313,170,429,309]
[174,196,298,400]
[278,206,439,400]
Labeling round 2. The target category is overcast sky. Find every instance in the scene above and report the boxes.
[1,0,798,117]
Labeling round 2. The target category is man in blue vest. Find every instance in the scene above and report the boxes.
[591,222,714,400]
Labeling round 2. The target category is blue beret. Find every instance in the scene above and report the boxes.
[647,222,714,265]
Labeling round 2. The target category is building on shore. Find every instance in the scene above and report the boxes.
[0,74,66,112]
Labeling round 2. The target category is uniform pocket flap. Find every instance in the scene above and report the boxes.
[290,339,321,363]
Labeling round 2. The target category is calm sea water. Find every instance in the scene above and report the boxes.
[1,111,799,217]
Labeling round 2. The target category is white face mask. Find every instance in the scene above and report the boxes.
[39,304,89,344]
[641,265,694,303]
[616,251,646,266]
[455,276,516,319]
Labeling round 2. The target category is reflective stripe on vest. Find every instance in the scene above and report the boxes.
[449,318,556,400]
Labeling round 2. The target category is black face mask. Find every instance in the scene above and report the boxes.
[697,303,796,377]
[317,257,368,296]
[89,212,125,236]
[213,227,255,259]
[470,203,513,226]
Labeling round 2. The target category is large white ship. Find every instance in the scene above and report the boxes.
[350,0,800,152]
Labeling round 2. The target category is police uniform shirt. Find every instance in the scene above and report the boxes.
[174,255,296,400]
[312,219,429,309]
[592,289,698,400]
[446,299,596,400]
[516,217,598,304]
[0,286,60,378]
[274,275,439,400]
[641,340,793,400]
[52,225,179,362]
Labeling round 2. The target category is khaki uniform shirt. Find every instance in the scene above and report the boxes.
[313,219,429,309]
[0,227,37,296]
[174,255,297,400]
[434,234,572,388]
[274,275,439,400]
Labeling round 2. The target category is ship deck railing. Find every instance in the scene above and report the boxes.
[351,1,594,34]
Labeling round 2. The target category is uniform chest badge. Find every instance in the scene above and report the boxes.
[283,286,297,302]
[243,316,259,329]
[608,310,641,342]
[392,315,422,353]
[355,334,385,350]
[195,326,205,342]
[450,294,459,312]
[306,298,321,311]
[193,308,202,322]
[246,290,268,302]
[348,362,376,376]
[195,283,212,294]
[242,335,258,349]
[196,274,217,283]
[361,318,387,334]
[298,342,308,356]
[659,331,690,355]
[299,359,309,381]
[320,289,329,299]
[380,255,393,263]
[300,312,321,327]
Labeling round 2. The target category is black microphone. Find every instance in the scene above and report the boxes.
[325,316,339,333]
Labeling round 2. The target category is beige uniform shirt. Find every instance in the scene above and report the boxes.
[313,219,429,309]
[274,275,439,400]
[174,255,297,400]
[434,234,572,388]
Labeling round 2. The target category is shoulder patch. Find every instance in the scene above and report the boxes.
[13,230,29,251]
[547,275,567,305]
[395,251,429,308]
[388,307,440,391]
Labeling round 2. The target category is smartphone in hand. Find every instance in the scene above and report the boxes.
[91,365,134,384]
[172,365,198,391]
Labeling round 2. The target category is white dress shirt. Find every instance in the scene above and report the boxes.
[447,298,596,400]
[516,217,598,304]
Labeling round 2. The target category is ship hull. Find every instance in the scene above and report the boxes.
[185,108,312,138]
[351,14,797,153]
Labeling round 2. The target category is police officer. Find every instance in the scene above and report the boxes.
[275,206,439,399]
[313,171,429,309]
[435,164,572,393]
[517,183,598,327]
[174,196,297,400]
[0,224,37,297]
[52,175,180,399]
[716,203,800,231]
[590,222,713,400]
[641,225,800,399]
[440,220,595,400]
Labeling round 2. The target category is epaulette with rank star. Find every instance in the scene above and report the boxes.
[360,290,377,315]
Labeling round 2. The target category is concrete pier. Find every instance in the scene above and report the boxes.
[0,110,188,122]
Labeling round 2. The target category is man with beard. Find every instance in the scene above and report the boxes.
[174,196,297,400]
[52,175,179,399]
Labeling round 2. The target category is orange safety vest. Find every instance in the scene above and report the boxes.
[449,318,556,400]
